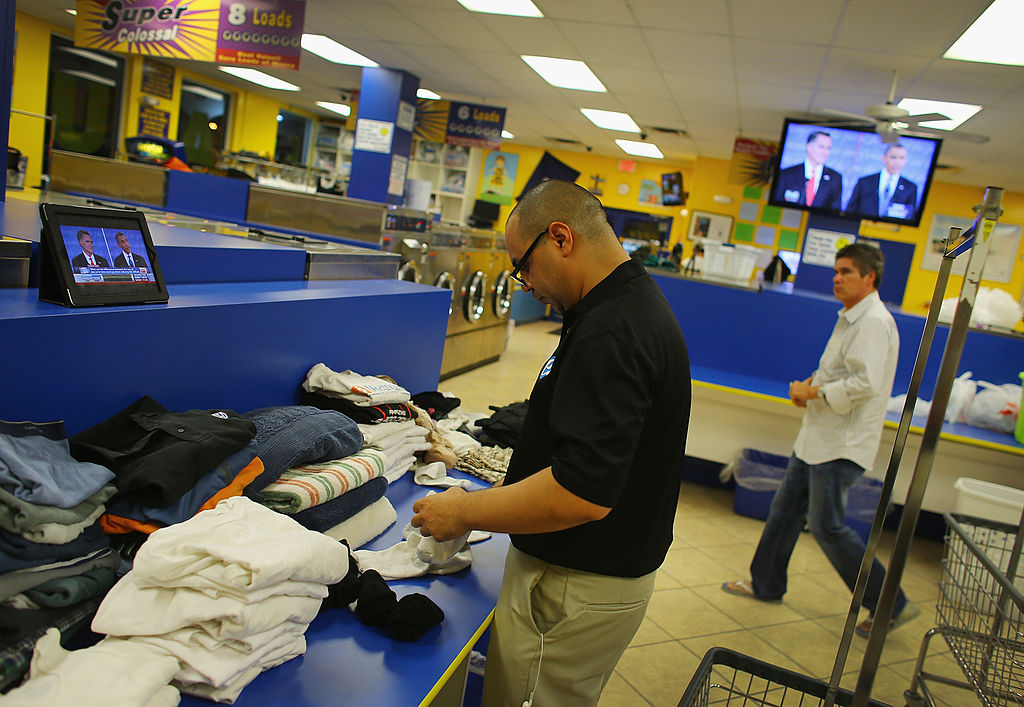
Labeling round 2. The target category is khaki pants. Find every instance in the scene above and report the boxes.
[481,545,656,707]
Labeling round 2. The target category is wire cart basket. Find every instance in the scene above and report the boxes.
[679,647,891,707]
[904,513,1024,706]
[679,186,1007,707]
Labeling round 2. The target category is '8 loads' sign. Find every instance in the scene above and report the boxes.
[75,0,305,70]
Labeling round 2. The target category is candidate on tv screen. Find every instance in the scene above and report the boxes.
[769,119,941,228]
[60,225,155,285]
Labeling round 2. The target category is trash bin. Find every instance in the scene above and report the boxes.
[726,448,886,542]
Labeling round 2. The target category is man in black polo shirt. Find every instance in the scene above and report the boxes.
[412,180,690,706]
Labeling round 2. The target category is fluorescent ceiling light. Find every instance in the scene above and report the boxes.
[301,34,378,67]
[417,88,441,100]
[219,66,299,91]
[501,129,515,139]
[62,69,116,88]
[521,55,606,92]
[456,0,543,17]
[615,139,663,159]
[581,108,640,132]
[316,101,351,116]
[65,8,77,15]
[897,98,982,130]
[944,0,1024,66]
[60,47,118,68]
[182,84,225,101]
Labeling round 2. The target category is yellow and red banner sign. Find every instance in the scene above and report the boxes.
[74,0,304,70]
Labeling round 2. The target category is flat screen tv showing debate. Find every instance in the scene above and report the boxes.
[769,119,941,228]
[60,225,156,284]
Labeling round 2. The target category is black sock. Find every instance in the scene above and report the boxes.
[386,593,445,641]
[355,570,397,626]
[320,556,363,612]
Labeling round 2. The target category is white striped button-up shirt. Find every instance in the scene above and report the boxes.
[793,290,899,471]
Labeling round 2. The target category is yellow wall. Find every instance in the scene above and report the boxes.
[9,12,55,191]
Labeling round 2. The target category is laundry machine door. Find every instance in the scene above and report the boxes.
[462,270,487,322]
[493,270,513,317]
[434,271,455,316]
[397,260,420,283]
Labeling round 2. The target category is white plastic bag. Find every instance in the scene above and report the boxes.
[938,287,1024,329]
[888,393,932,418]
[945,371,977,424]
[966,382,1022,434]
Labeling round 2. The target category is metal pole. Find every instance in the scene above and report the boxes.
[824,227,960,706]
[852,187,1004,706]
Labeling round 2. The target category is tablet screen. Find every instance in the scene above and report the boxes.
[60,226,156,284]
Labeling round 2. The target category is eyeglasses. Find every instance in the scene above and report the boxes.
[509,227,549,285]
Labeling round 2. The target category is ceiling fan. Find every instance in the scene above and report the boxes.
[811,71,989,144]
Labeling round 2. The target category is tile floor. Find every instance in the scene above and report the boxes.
[443,320,970,707]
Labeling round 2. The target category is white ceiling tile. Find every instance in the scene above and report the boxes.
[628,0,730,34]
[906,60,1024,106]
[729,0,845,43]
[327,2,439,45]
[664,75,738,106]
[535,0,637,25]
[396,7,505,51]
[819,50,933,97]
[736,83,814,113]
[643,30,734,78]
[682,104,741,128]
[557,21,658,71]
[733,39,829,88]
[595,66,668,98]
[469,16,577,56]
[834,0,993,57]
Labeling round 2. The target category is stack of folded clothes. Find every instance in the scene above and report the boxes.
[299,364,417,425]
[5,497,351,704]
[68,396,261,555]
[240,403,397,549]
[0,420,121,692]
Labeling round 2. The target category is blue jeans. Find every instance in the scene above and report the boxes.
[749,455,907,615]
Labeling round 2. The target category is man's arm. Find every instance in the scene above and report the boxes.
[410,467,610,542]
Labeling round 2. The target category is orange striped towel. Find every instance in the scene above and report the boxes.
[259,450,387,514]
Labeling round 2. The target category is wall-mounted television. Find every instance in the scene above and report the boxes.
[661,171,685,206]
[768,119,941,228]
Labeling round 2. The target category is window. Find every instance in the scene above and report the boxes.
[178,80,230,168]
[46,34,124,161]
[274,110,310,165]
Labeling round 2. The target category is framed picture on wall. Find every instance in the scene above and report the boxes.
[687,210,733,242]
[921,213,1022,283]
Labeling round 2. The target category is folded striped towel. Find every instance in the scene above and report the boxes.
[259,450,386,514]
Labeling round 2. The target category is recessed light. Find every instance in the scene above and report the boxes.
[615,139,663,159]
[521,56,606,93]
[417,88,441,100]
[944,0,1024,66]
[219,66,299,91]
[301,34,378,67]
[581,108,640,133]
[456,0,543,18]
[501,129,515,139]
[896,98,982,130]
[316,101,351,117]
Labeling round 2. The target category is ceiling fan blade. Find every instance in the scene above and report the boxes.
[810,106,874,123]
[896,125,990,144]
[901,112,950,125]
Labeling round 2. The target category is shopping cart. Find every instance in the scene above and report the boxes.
[679,647,891,707]
[904,513,1024,706]
[679,187,1007,707]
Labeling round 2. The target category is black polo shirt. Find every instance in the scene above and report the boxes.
[505,259,690,577]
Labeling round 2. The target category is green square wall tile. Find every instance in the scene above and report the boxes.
[742,186,763,200]
[733,222,755,242]
[761,205,782,224]
[779,229,799,250]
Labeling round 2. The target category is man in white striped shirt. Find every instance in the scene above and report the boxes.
[723,242,916,637]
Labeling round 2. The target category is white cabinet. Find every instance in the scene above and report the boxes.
[406,140,482,225]
[313,121,353,193]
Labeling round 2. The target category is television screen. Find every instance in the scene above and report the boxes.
[59,225,157,285]
[769,119,941,228]
[661,171,684,206]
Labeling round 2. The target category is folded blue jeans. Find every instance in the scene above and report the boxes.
[749,455,907,615]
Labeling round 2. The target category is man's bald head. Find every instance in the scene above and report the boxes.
[508,179,613,244]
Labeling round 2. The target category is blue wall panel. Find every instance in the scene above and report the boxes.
[165,170,250,222]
